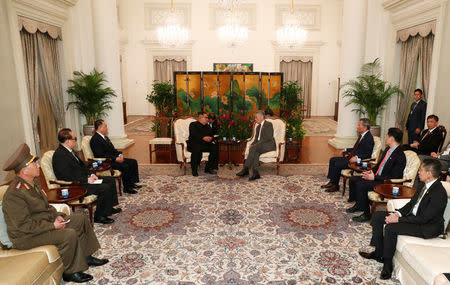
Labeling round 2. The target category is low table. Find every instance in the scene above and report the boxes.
[371,184,416,214]
[348,162,374,172]
[88,161,112,174]
[219,140,244,169]
[46,186,87,204]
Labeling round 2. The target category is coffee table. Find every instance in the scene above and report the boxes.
[219,140,244,169]
[46,186,87,204]
[348,162,374,172]
[371,184,416,214]
[88,161,112,174]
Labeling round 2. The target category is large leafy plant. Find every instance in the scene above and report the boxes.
[147,81,177,117]
[279,81,306,139]
[66,69,116,125]
[342,58,403,125]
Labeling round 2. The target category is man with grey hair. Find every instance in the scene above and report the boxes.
[322,118,374,193]
[236,110,276,181]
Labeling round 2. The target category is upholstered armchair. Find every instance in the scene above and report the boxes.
[341,136,383,196]
[81,136,122,196]
[148,116,174,163]
[173,117,209,175]
[386,181,450,285]
[243,118,286,175]
[0,185,71,284]
[367,150,421,214]
[40,151,97,225]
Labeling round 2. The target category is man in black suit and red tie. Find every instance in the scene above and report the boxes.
[403,114,442,156]
[406,89,427,144]
[322,118,375,193]
[347,128,406,222]
[359,158,448,280]
[90,119,140,194]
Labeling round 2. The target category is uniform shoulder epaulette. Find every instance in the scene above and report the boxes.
[23,183,31,190]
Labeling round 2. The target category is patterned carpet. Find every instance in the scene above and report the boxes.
[74,165,400,284]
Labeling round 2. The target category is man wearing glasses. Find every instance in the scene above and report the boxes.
[52,128,120,224]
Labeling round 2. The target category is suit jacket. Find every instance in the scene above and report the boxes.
[208,121,219,136]
[397,180,448,238]
[186,121,214,151]
[52,145,91,184]
[406,100,427,132]
[251,120,276,152]
[346,131,375,159]
[90,132,121,161]
[372,146,406,181]
[417,127,443,155]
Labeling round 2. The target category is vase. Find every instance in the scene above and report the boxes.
[370,126,381,137]
[83,124,95,136]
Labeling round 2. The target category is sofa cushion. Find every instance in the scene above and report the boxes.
[0,251,53,284]
[400,244,450,285]
[396,235,450,253]
[0,203,13,248]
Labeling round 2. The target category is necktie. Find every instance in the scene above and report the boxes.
[255,125,261,142]
[375,150,389,175]
[71,151,79,162]
[407,185,427,215]
[349,135,362,157]
[410,102,418,114]
[421,130,431,141]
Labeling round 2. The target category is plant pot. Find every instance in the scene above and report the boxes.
[370,125,381,137]
[83,124,95,136]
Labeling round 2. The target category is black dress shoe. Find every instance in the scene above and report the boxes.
[94,216,115,224]
[87,255,109,266]
[325,185,339,192]
[236,168,249,177]
[63,272,93,283]
[111,207,122,214]
[192,170,198,176]
[132,184,143,189]
[359,251,383,263]
[347,198,355,202]
[352,213,371,222]
[248,173,261,181]
[205,169,217,174]
[320,182,333,188]
[346,205,362,213]
[380,263,393,279]
[124,188,138,194]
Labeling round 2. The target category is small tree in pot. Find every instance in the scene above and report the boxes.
[342,58,403,136]
[279,81,306,141]
[66,69,116,135]
[146,81,177,137]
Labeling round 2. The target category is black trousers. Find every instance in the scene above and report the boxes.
[407,129,420,144]
[349,176,382,215]
[82,176,118,217]
[370,211,425,259]
[189,143,219,172]
[326,156,349,185]
[112,158,140,188]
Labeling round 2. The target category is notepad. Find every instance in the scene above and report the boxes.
[91,179,103,184]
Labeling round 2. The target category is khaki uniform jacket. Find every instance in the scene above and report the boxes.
[2,176,66,248]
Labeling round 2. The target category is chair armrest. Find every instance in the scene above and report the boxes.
[387,199,410,212]
[362,158,376,162]
[49,180,80,186]
[176,142,187,162]
[277,142,285,162]
[50,203,71,215]
[0,245,60,263]
[384,179,411,184]
[88,158,111,163]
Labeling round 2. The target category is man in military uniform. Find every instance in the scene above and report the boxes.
[2,143,109,283]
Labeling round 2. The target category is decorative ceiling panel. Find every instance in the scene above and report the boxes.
[144,3,191,30]
[275,4,321,31]
[209,3,256,30]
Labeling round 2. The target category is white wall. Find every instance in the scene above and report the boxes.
[120,0,342,116]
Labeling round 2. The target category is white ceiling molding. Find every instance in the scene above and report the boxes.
[382,0,424,12]
[209,3,257,31]
[271,40,325,51]
[275,4,321,31]
[384,0,444,31]
[12,0,76,26]
[142,39,196,51]
[144,2,191,30]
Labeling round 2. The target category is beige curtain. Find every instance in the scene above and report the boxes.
[20,30,40,148]
[37,75,58,153]
[420,34,434,100]
[36,32,64,127]
[280,58,313,117]
[154,57,187,82]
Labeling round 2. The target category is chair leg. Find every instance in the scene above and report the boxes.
[184,162,187,175]
[88,204,94,227]
[276,163,280,175]
[149,144,153,164]
[370,201,378,217]
[116,176,122,196]
[342,177,348,197]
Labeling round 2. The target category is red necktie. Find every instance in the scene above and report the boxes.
[349,135,362,158]
[375,150,389,175]
[421,130,431,141]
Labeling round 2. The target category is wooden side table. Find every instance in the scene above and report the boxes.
[284,140,302,162]
[348,162,374,172]
[372,184,416,214]
[46,186,87,204]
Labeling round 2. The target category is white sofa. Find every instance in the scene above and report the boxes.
[387,181,450,285]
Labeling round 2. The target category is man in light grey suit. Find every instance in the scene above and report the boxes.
[236,110,276,181]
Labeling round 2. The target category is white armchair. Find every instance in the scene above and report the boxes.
[173,117,209,175]
[243,118,286,175]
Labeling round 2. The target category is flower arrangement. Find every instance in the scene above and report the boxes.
[217,109,254,140]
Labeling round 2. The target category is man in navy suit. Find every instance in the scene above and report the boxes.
[347,128,406,222]
[403,114,442,156]
[322,118,375,193]
[90,120,140,194]
[359,158,448,280]
[406,89,427,144]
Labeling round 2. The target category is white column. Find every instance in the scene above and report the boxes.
[329,0,368,149]
[91,0,125,138]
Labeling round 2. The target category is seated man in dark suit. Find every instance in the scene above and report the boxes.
[322,118,374,192]
[359,158,448,280]
[186,112,219,176]
[236,110,276,181]
[403,114,442,155]
[90,119,140,194]
[414,142,450,189]
[347,128,406,222]
[207,113,219,136]
[406,88,427,144]
[52,128,120,224]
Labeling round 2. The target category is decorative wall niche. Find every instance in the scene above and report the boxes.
[275,4,321,31]
[209,3,257,31]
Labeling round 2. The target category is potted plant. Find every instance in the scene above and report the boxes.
[342,58,403,136]
[279,81,306,142]
[146,81,177,137]
[66,69,117,135]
